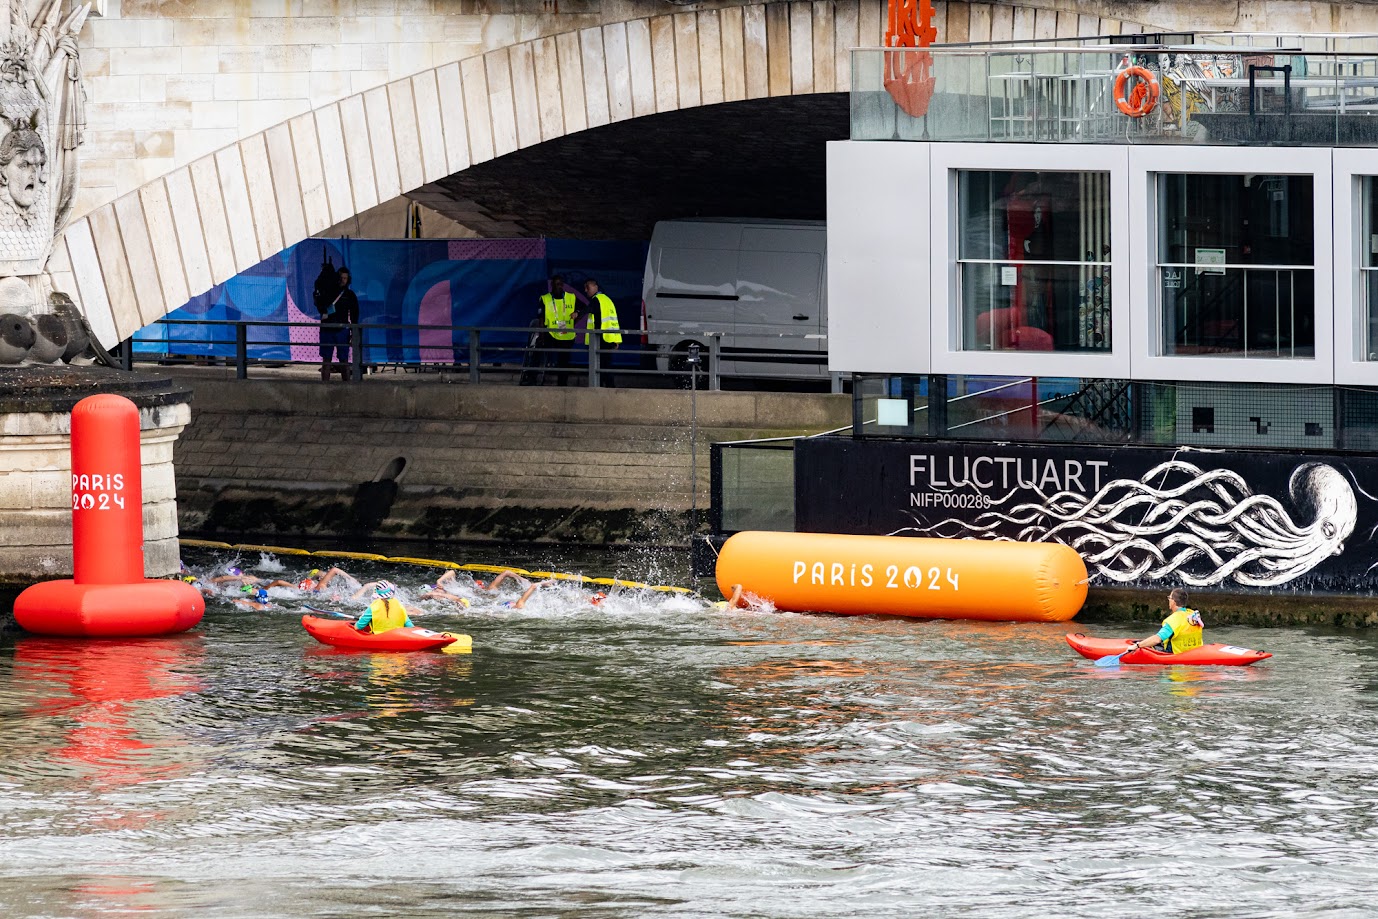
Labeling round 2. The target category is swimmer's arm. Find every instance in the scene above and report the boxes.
[318,568,357,590]
[486,571,527,591]
[727,584,744,609]
[349,581,381,601]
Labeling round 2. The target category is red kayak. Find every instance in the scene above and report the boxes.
[302,615,460,652]
[1066,632,1271,666]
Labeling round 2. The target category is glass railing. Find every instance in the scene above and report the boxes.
[712,440,797,534]
[852,45,1378,146]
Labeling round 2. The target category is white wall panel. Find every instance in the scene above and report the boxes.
[1333,149,1372,385]
[826,140,930,374]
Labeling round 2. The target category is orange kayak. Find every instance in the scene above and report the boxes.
[1066,632,1271,666]
[302,615,459,652]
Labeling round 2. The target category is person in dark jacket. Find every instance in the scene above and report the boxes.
[319,266,360,381]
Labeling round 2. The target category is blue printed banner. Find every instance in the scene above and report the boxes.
[134,237,648,364]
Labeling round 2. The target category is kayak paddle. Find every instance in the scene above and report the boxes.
[1095,645,1136,667]
[440,633,473,655]
[305,605,353,619]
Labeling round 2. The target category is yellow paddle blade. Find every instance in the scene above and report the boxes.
[441,633,473,655]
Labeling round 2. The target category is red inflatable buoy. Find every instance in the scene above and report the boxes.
[13,394,204,637]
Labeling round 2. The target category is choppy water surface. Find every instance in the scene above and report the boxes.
[4,549,1378,917]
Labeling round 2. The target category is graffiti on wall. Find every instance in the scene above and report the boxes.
[795,438,1374,594]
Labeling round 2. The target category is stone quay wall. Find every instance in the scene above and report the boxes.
[171,374,850,545]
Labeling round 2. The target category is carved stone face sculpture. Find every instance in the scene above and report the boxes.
[0,129,45,210]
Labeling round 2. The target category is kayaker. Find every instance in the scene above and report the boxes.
[1127,588,1204,655]
[353,581,414,634]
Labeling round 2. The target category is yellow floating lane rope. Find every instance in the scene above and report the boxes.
[179,541,690,594]
[234,544,311,556]
[456,563,532,576]
[310,551,390,561]
[526,571,594,584]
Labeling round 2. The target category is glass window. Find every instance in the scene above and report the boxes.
[1362,177,1378,360]
[1157,174,1314,359]
[957,170,1111,353]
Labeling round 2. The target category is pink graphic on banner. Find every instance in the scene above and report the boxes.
[448,239,545,261]
[418,280,452,363]
[286,289,320,362]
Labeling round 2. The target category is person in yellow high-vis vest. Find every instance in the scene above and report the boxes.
[583,278,622,388]
[540,274,579,386]
[1127,588,1204,655]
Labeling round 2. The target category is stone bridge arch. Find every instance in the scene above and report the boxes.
[54,0,1152,348]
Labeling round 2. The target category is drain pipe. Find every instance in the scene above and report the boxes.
[688,342,701,542]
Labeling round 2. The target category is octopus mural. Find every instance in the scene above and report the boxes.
[894,460,1357,588]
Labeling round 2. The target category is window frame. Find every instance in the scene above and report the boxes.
[1128,146,1333,385]
[1333,150,1376,384]
[929,143,1131,379]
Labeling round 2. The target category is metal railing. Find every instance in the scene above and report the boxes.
[853,42,1378,147]
[126,318,846,392]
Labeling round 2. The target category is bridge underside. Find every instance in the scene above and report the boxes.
[409,94,849,239]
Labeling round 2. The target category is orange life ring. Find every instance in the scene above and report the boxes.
[1114,66,1159,118]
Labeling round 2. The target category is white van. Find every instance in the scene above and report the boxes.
[642,219,828,379]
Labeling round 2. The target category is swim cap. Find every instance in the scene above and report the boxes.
[240,584,254,592]
[590,592,607,605]
[256,588,268,601]
[475,580,487,589]
[181,575,197,583]
[309,569,321,577]
[422,584,435,592]
[459,597,471,608]
[374,581,396,600]
[227,566,243,576]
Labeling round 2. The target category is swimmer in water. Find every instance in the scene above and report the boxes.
[417,571,472,608]
[475,570,530,592]
[234,586,274,611]
[258,567,354,593]
[209,565,256,586]
[503,581,608,610]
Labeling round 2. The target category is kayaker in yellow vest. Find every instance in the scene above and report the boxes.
[354,581,414,634]
[1127,588,1204,654]
[540,275,580,386]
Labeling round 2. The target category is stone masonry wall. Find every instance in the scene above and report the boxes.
[73,0,1371,223]
[172,375,850,545]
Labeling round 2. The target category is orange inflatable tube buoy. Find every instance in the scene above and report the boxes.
[13,394,204,637]
[1114,65,1158,118]
[715,531,1087,622]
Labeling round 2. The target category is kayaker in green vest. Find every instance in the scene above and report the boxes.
[354,581,414,634]
[1127,588,1204,654]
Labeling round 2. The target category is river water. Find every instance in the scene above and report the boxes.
[3,548,1378,917]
